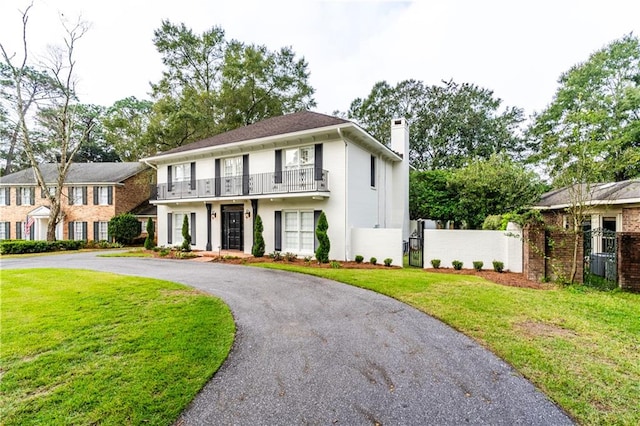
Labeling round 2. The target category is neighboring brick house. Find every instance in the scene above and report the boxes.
[524,179,640,290]
[142,110,410,264]
[0,163,153,241]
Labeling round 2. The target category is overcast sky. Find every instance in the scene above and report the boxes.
[1,0,639,119]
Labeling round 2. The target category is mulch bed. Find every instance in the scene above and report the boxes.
[423,268,552,290]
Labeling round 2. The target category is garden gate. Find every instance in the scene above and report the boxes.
[583,228,617,287]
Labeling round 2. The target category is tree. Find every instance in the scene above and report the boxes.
[108,213,141,244]
[102,97,154,161]
[449,154,545,229]
[145,21,315,150]
[144,217,155,250]
[1,4,90,240]
[315,212,330,263]
[409,169,459,225]
[181,214,191,252]
[252,214,265,257]
[71,104,120,162]
[528,33,640,183]
[347,79,524,170]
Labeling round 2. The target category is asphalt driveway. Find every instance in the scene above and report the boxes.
[1,252,573,425]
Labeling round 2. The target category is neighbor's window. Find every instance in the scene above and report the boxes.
[0,188,8,205]
[97,221,109,241]
[284,210,314,252]
[370,155,377,188]
[0,221,9,240]
[20,187,34,205]
[96,186,110,205]
[69,186,85,205]
[285,146,314,169]
[73,222,85,241]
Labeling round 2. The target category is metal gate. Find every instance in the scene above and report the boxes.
[583,228,617,287]
[408,237,423,267]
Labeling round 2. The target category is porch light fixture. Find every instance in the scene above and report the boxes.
[245,209,251,219]
[211,211,217,219]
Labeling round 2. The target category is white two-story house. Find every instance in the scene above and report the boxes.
[142,111,409,263]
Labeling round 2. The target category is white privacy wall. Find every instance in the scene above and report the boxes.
[351,228,403,266]
[422,226,523,272]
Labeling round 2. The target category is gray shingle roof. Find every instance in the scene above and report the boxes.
[536,179,640,208]
[0,162,148,185]
[158,110,349,156]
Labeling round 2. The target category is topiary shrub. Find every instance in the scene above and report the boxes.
[383,258,393,267]
[355,255,364,264]
[315,211,330,263]
[144,217,155,250]
[181,215,191,252]
[473,261,483,271]
[370,257,377,265]
[430,259,441,269]
[493,260,504,273]
[452,260,463,270]
[108,213,141,245]
[252,215,265,257]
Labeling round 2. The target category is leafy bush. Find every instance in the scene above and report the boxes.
[430,259,441,269]
[181,215,191,252]
[268,251,283,261]
[473,261,484,271]
[175,251,197,259]
[303,255,312,263]
[315,212,330,263]
[0,239,85,255]
[493,260,504,273]
[283,252,297,262]
[452,260,463,270]
[355,255,364,264]
[330,261,341,269]
[144,217,155,250]
[482,215,503,230]
[370,257,377,265]
[158,247,170,257]
[383,258,393,267]
[252,215,265,257]
[108,213,141,245]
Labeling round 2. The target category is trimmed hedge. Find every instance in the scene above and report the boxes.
[0,240,85,255]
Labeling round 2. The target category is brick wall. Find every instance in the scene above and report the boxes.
[622,207,640,232]
[115,169,154,216]
[523,226,546,282]
[618,232,640,292]
[523,223,584,283]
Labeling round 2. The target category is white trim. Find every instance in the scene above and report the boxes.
[534,197,640,210]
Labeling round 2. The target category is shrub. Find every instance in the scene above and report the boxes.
[452,260,463,270]
[144,217,155,250]
[303,255,312,263]
[330,261,341,269]
[283,252,297,262]
[159,247,170,257]
[473,261,484,271]
[0,240,84,255]
[370,257,377,265]
[355,255,364,264]
[108,213,141,245]
[315,212,330,263]
[482,215,503,230]
[383,258,393,267]
[175,251,197,259]
[269,251,283,261]
[252,215,265,257]
[181,215,191,252]
[493,260,504,273]
[430,259,441,269]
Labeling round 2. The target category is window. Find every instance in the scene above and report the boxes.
[69,186,86,205]
[223,156,243,177]
[0,222,9,240]
[42,186,56,198]
[173,163,191,182]
[97,221,109,241]
[69,221,87,241]
[18,187,35,205]
[284,211,314,252]
[94,186,112,205]
[173,212,187,245]
[0,188,8,205]
[285,146,314,169]
[370,155,377,188]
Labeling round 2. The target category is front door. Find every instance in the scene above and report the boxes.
[222,207,243,250]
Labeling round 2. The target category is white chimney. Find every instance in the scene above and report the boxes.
[390,118,410,242]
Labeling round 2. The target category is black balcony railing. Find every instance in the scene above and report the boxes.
[153,168,329,200]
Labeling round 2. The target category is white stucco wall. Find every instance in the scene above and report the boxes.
[422,226,523,272]
[351,228,403,266]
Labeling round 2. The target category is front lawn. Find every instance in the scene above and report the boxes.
[257,264,640,425]
[0,269,235,425]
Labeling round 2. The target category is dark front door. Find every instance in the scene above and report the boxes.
[222,208,243,250]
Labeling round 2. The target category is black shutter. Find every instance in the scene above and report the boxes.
[68,187,73,205]
[314,143,323,181]
[68,222,74,240]
[82,222,87,240]
[314,210,321,250]
[93,186,99,205]
[82,187,87,205]
[190,162,196,190]
[29,223,34,240]
[242,154,249,195]
[16,222,22,240]
[6,187,10,205]
[190,212,196,245]
[167,165,173,192]
[214,159,221,196]
[4,222,10,239]
[370,155,376,187]
[275,150,282,184]
[94,221,99,241]
[29,187,35,205]
[16,188,22,206]
[167,213,173,244]
[274,211,282,251]
[107,187,113,205]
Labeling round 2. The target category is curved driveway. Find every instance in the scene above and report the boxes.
[2,252,573,425]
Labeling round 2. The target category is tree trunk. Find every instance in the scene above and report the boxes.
[46,200,61,241]
[570,231,579,284]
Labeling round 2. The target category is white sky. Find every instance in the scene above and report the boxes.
[1,0,639,119]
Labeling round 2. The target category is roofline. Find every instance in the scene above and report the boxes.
[534,197,640,210]
[141,122,402,163]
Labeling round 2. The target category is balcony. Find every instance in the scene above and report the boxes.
[153,168,329,201]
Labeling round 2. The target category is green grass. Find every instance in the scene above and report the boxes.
[97,249,153,258]
[256,264,640,425]
[0,269,235,425]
